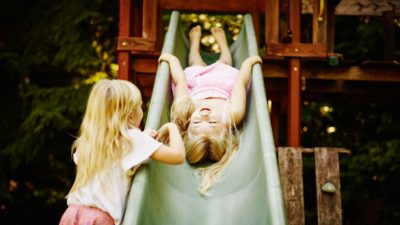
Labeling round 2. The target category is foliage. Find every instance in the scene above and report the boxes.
[3,0,118,84]
[0,84,91,224]
[0,0,118,224]
[334,16,386,63]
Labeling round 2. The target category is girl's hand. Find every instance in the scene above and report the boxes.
[144,129,158,138]
[243,55,262,66]
[156,123,175,143]
[158,53,178,64]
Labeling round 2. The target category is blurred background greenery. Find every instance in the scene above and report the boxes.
[0,0,399,224]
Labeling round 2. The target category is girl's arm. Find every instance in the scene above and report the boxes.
[159,53,194,133]
[159,53,190,101]
[230,56,262,124]
[150,122,186,164]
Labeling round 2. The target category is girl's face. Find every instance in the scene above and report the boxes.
[188,107,225,137]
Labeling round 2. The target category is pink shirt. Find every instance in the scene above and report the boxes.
[183,62,239,100]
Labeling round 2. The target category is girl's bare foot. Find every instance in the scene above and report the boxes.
[189,25,206,67]
[189,25,202,46]
[211,27,232,66]
[211,27,228,48]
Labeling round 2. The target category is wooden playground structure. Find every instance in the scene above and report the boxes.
[117,0,399,224]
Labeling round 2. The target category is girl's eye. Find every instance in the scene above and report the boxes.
[209,121,217,124]
[193,121,201,124]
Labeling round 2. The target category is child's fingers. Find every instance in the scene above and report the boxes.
[158,55,166,63]
[252,55,262,63]
[158,54,168,63]
[158,53,174,63]
[155,132,166,142]
[247,55,262,65]
[144,129,158,138]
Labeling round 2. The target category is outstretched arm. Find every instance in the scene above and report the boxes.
[150,122,185,164]
[159,53,190,101]
[230,56,262,124]
[160,53,195,132]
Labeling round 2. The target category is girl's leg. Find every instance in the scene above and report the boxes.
[189,25,207,67]
[211,27,232,66]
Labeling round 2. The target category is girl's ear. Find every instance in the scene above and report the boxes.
[128,106,143,128]
[127,111,136,128]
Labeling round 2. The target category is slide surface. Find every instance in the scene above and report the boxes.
[121,11,287,225]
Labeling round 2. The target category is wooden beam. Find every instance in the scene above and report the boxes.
[304,63,400,82]
[129,58,400,84]
[262,61,400,82]
[160,0,258,13]
[117,37,156,52]
[335,0,400,16]
[266,43,328,58]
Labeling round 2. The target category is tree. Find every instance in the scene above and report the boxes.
[0,0,118,224]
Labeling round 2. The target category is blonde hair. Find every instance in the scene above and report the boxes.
[68,79,142,195]
[170,94,241,195]
[171,96,195,133]
[185,111,241,196]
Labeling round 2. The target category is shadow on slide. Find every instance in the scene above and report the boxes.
[121,11,287,225]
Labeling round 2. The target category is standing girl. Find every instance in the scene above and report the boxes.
[59,79,185,225]
[159,26,261,195]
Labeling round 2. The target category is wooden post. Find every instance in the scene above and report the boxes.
[265,0,280,44]
[278,147,350,225]
[250,1,260,47]
[278,147,305,225]
[287,58,301,146]
[286,0,302,147]
[312,0,327,45]
[314,147,343,225]
[142,0,158,40]
[118,0,133,81]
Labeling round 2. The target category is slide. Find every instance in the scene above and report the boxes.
[121,11,287,225]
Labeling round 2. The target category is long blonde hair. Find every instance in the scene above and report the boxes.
[170,95,241,195]
[68,79,142,195]
[187,125,240,195]
[171,96,195,133]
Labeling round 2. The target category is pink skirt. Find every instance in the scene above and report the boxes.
[59,205,114,225]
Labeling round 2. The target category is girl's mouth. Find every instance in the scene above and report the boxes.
[200,107,211,112]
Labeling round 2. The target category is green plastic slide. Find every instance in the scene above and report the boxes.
[121,11,287,225]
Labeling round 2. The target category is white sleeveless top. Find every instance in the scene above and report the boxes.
[66,128,162,225]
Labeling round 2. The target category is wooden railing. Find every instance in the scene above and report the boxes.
[278,147,351,225]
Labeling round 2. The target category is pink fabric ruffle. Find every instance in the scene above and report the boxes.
[59,205,114,225]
